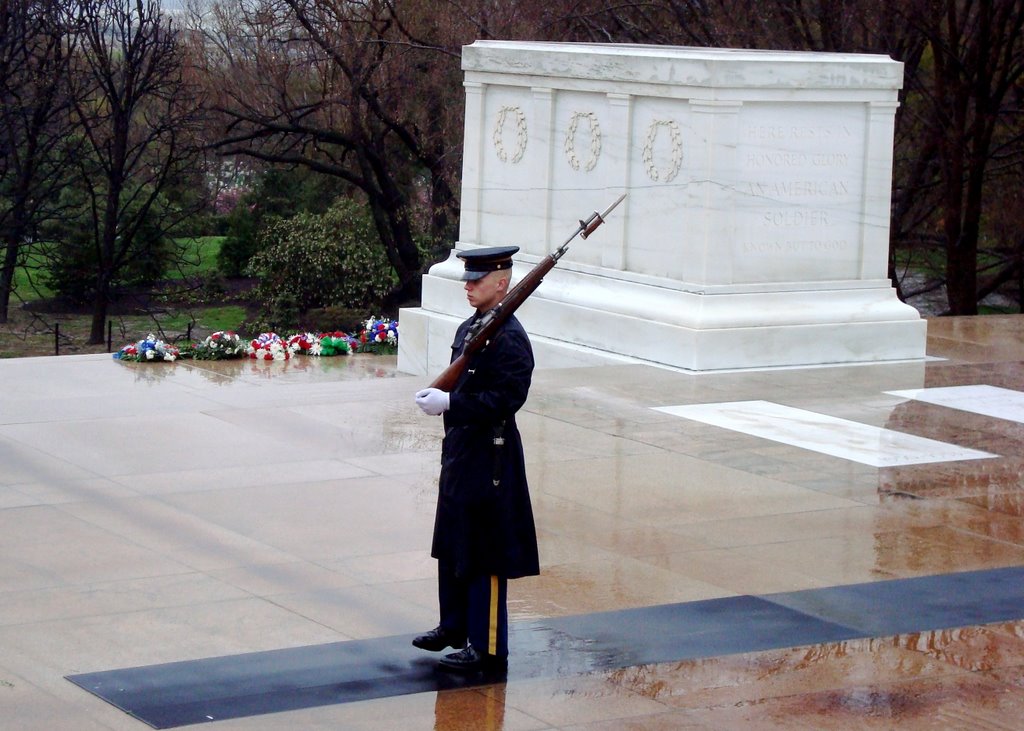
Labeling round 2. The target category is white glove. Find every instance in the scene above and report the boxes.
[415,387,450,416]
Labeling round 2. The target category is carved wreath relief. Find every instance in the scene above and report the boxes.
[491,104,682,182]
[564,111,602,172]
[642,119,683,183]
[492,105,528,164]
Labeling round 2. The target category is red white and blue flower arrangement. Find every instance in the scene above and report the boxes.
[247,332,291,361]
[113,318,395,362]
[113,334,181,362]
[357,317,399,354]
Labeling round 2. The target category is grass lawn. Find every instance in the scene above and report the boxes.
[2,236,393,357]
[12,245,55,302]
[12,236,226,302]
[1,237,253,357]
[159,305,248,335]
[171,236,225,279]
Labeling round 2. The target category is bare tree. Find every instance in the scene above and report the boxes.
[912,0,1024,315]
[67,0,206,343]
[200,0,440,303]
[0,0,79,322]
[199,0,561,305]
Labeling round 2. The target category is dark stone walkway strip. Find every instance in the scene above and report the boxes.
[66,566,1024,729]
[765,565,1024,637]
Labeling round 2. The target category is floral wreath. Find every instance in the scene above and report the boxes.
[357,317,399,354]
[192,331,246,360]
[248,332,291,361]
[286,331,359,357]
[318,331,360,356]
[113,333,180,362]
[112,316,398,363]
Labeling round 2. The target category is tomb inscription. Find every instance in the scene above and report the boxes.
[734,106,863,281]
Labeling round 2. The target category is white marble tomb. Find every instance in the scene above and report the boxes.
[398,41,927,375]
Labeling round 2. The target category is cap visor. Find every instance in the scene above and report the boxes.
[460,270,489,282]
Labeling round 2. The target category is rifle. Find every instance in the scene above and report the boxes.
[430,193,626,391]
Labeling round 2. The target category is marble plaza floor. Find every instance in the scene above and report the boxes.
[4,315,1024,730]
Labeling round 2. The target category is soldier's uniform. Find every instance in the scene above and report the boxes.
[413,247,539,673]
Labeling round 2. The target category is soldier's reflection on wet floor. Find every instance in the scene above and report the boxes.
[433,683,507,731]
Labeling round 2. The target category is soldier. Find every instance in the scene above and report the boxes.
[413,246,540,674]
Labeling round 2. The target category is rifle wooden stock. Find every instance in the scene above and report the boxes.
[429,194,625,392]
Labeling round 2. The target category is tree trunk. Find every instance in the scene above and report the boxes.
[0,180,33,324]
[946,235,979,315]
[0,235,19,323]
[89,281,109,345]
[89,292,108,344]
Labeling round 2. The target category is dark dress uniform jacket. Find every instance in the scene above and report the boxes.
[431,312,540,580]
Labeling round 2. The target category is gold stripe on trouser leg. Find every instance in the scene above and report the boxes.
[488,575,499,655]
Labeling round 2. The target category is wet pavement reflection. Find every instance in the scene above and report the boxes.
[5,317,1024,730]
[432,684,506,731]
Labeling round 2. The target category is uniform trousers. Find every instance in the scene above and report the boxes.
[437,562,509,658]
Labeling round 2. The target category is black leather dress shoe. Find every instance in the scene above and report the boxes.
[412,626,466,652]
[437,644,508,675]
